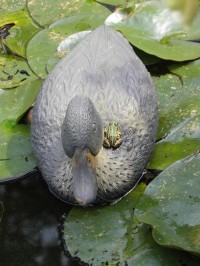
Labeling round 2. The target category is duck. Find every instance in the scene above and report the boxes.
[31,25,158,206]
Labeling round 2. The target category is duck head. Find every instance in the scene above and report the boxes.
[61,96,103,206]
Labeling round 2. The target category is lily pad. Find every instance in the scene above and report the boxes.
[64,183,200,265]
[0,155,36,181]
[27,15,107,78]
[148,59,200,170]
[148,114,200,170]
[136,152,200,255]
[155,60,200,138]
[0,79,43,124]
[0,54,38,89]
[65,184,146,264]
[0,0,26,14]
[0,121,36,180]
[108,1,200,61]
[0,10,40,58]
[27,0,110,27]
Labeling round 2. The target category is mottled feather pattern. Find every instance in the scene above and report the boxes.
[31,26,158,204]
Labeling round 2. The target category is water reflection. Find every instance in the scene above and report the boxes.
[0,171,81,266]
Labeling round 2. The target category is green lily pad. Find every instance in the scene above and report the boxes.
[148,114,200,170]
[0,122,33,160]
[0,0,26,14]
[108,1,200,61]
[27,15,107,78]
[0,79,43,124]
[136,152,200,255]
[65,184,146,264]
[64,183,200,265]
[153,73,182,139]
[27,0,110,27]
[0,54,38,89]
[148,59,200,170]
[0,10,40,58]
[0,155,36,181]
[0,121,36,180]
[155,59,200,139]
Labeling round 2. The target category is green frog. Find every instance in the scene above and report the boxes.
[103,122,122,149]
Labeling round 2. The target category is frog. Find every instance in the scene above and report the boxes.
[103,122,122,149]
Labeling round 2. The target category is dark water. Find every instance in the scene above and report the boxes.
[0,171,81,266]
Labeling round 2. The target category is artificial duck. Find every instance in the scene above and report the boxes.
[31,25,158,206]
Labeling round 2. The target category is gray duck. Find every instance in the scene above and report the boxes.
[31,25,158,206]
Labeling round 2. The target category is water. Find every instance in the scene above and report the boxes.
[0,171,81,266]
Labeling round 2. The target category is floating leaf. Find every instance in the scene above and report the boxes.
[0,54,38,89]
[108,1,200,61]
[27,15,107,78]
[0,79,43,124]
[148,59,200,170]
[136,152,200,255]
[0,122,33,160]
[27,0,110,27]
[148,115,200,170]
[0,121,36,180]
[0,10,40,58]
[64,183,200,265]
[0,155,36,181]
[65,184,146,264]
[0,0,26,14]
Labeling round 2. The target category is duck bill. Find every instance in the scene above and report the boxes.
[72,148,97,206]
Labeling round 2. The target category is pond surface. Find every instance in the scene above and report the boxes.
[0,171,82,266]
